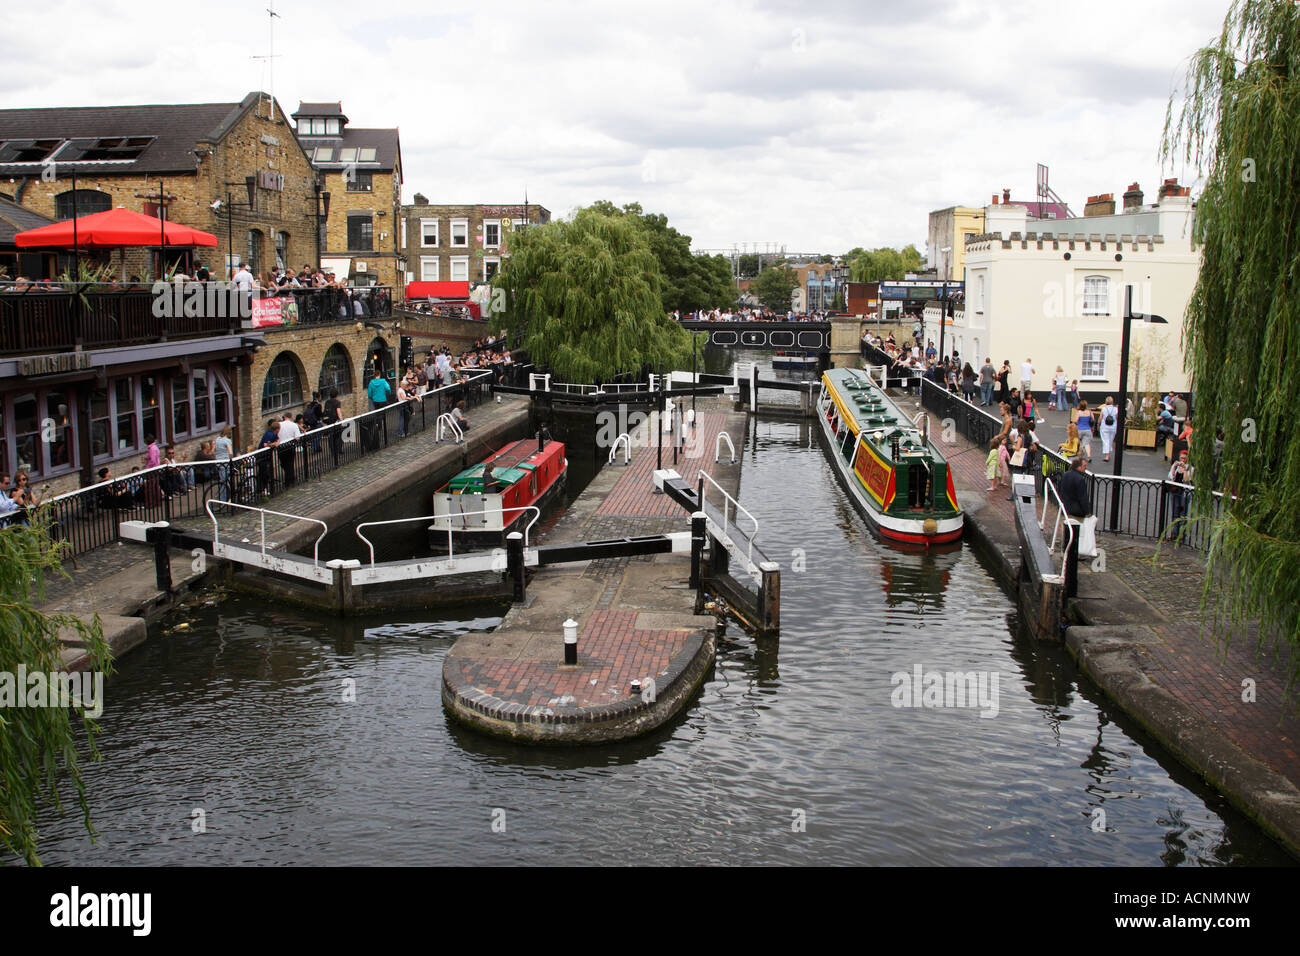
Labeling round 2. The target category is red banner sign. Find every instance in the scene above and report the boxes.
[251,296,283,327]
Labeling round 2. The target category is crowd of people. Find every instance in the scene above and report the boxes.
[672,307,832,322]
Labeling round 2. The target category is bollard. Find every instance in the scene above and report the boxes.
[563,618,578,665]
[149,521,172,593]
[759,560,781,633]
[689,511,706,589]
[1064,521,1080,601]
[507,531,526,604]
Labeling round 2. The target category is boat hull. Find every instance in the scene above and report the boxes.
[428,465,567,551]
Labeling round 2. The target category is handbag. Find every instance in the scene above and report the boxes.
[1009,448,1027,468]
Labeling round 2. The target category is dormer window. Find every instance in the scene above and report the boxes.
[326,119,340,135]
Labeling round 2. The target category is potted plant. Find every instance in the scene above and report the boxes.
[1123,394,1160,448]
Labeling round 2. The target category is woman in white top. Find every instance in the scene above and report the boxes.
[1097,396,1119,461]
[1053,367,1068,410]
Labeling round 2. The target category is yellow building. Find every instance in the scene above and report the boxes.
[292,102,404,294]
[926,205,986,281]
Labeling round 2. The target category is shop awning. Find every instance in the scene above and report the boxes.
[406,280,470,300]
[14,206,217,248]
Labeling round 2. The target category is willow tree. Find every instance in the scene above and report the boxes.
[489,208,698,382]
[0,513,111,865]
[1162,0,1300,691]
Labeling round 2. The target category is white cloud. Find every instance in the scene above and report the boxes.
[2,0,1231,254]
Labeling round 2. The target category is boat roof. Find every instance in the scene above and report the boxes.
[822,367,948,464]
[443,437,563,491]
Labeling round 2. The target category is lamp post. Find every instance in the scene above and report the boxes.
[1108,284,1168,528]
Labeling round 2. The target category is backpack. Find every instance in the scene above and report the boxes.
[1104,413,1115,427]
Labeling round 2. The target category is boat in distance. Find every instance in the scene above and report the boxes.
[815,367,963,546]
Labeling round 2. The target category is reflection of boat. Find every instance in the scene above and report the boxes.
[816,367,963,545]
[429,437,567,549]
[879,542,961,610]
[772,350,818,369]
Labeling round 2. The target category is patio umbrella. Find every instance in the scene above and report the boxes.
[14,206,217,279]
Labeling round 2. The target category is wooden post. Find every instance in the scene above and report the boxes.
[507,531,526,604]
[148,522,172,593]
[759,560,781,633]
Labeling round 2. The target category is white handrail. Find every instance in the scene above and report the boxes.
[436,412,463,443]
[204,499,328,567]
[715,431,737,463]
[1038,473,1077,562]
[699,470,758,565]
[609,433,632,465]
[911,409,930,444]
[363,505,540,567]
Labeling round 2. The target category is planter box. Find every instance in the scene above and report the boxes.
[1125,428,1157,449]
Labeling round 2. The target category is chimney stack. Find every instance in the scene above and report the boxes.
[992,194,999,205]
[1122,182,1144,210]
[1157,177,1189,201]
[1084,193,1116,217]
[1002,188,1011,204]
[413,192,429,206]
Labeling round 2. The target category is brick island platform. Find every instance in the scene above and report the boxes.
[441,398,748,744]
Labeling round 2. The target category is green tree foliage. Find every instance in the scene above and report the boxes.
[0,513,111,865]
[582,201,734,312]
[849,245,924,282]
[1162,0,1300,692]
[750,263,799,312]
[736,253,760,278]
[489,208,698,382]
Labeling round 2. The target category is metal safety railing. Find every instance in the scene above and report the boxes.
[698,470,758,566]
[715,431,737,464]
[435,412,464,443]
[609,433,632,465]
[204,498,329,567]
[1038,473,1077,568]
[358,505,541,567]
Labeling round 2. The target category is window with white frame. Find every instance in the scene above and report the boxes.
[450,218,468,247]
[483,257,500,280]
[449,257,469,281]
[1082,275,1110,315]
[420,219,438,247]
[1081,343,1108,379]
[420,257,440,281]
[484,219,501,248]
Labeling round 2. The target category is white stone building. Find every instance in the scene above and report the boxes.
[951,180,1197,398]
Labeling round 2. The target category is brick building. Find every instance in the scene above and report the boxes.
[0,92,320,281]
[292,102,404,293]
[398,196,550,285]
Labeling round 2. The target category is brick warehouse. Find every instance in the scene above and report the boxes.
[0,91,320,280]
[292,101,405,293]
[399,195,549,285]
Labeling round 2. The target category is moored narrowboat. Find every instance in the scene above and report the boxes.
[429,435,567,550]
[816,367,963,546]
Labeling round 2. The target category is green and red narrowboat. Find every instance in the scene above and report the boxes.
[816,367,963,546]
[428,436,567,550]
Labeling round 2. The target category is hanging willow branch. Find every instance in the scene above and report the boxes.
[489,208,699,383]
[1162,0,1300,694]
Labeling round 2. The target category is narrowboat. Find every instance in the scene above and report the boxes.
[429,435,567,550]
[771,350,818,370]
[816,367,963,546]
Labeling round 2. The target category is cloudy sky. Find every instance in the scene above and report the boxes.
[4,0,1230,256]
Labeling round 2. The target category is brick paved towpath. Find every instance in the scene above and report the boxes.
[929,385,1300,857]
[441,397,749,744]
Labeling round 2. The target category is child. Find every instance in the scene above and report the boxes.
[997,435,1012,489]
[986,436,1003,491]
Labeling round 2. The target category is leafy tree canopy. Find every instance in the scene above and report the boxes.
[750,263,799,313]
[489,207,699,382]
[849,245,924,282]
[1162,0,1300,693]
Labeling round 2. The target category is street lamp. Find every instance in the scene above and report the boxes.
[1108,283,1168,528]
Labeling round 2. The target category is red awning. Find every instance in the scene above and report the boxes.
[405,280,470,300]
[14,206,218,248]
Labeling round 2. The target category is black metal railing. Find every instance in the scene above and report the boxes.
[25,369,495,560]
[277,285,392,326]
[915,376,1231,550]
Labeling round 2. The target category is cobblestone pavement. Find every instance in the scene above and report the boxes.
[941,406,1300,790]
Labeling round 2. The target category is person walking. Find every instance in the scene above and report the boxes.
[1019,357,1036,397]
[996,361,1011,404]
[1098,396,1119,462]
[1075,400,1094,461]
[961,362,976,402]
[1053,366,1069,411]
[979,358,996,406]
[367,370,391,412]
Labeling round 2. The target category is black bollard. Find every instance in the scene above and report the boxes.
[563,618,578,665]
[507,531,526,604]
[689,511,706,589]
[149,522,172,592]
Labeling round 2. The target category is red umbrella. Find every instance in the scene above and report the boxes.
[14,206,217,248]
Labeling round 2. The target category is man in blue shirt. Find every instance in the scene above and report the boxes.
[367,371,391,411]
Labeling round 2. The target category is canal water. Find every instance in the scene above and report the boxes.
[18,349,1293,865]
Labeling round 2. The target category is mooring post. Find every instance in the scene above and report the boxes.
[149,522,172,593]
[507,531,527,604]
[689,511,706,589]
[563,617,578,665]
[759,560,781,633]
[750,363,758,413]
